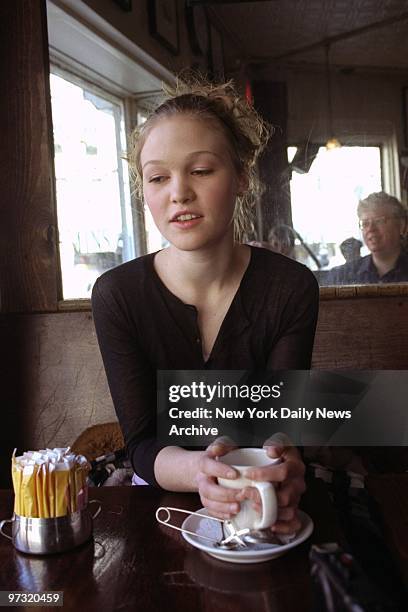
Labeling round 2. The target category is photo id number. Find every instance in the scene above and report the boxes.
[0,591,63,606]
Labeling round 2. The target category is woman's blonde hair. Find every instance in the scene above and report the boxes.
[127,75,272,241]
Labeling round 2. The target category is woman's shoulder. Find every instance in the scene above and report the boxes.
[243,246,319,320]
[92,253,156,301]
[249,245,318,287]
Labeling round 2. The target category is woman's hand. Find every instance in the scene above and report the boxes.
[196,437,241,520]
[237,433,306,535]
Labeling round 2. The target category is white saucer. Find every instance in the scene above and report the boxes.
[181,508,314,564]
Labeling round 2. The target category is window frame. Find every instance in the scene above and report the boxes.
[288,141,384,269]
[50,64,149,309]
[46,0,174,311]
[287,137,408,298]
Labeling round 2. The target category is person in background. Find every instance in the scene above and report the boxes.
[268,224,297,258]
[92,77,319,534]
[248,224,296,259]
[339,237,362,263]
[326,191,408,284]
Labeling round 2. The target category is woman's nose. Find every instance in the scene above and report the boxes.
[170,176,193,204]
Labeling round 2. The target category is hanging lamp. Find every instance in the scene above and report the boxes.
[324,43,341,150]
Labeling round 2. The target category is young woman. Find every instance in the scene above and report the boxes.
[92,79,319,534]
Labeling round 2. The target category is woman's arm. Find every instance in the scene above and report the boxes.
[156,439,243,519]
[92,276,165,486]
[154,447,204,491]
[267,267,319,369]
[153,439,245,524]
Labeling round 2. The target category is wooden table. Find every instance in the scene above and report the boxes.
[0,477,398,612]
[366,473,408,585]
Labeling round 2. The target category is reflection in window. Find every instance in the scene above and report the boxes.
[128,110,168,255]
[50,72,134,299]
[135,111,169,254]
[144,205,169,253]
[288,146,382,271]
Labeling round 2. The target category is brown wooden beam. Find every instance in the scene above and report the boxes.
[0,0,60,312]
[252,80,292,240]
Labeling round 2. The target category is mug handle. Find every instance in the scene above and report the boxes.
[0,517,14,541]
[88,500,102,520]
[250,482,277,530]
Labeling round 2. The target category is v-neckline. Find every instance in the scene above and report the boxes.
[149,247,254,363]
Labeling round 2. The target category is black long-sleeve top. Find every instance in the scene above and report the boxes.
[91,246,319,486]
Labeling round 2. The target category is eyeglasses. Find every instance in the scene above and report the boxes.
[358,216,397,231]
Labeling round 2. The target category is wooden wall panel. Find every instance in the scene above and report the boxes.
[313,297,408,369]
[0,1,59,313]
[23,312,115,448]
[0,312,115,486]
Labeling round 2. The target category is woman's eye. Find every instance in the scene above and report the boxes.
[148,175,166,183]
[192,168,213,176]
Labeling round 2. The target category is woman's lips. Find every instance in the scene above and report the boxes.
[171,217,203,229]
[170,213,203,229]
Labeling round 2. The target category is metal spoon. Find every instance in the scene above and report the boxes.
[156,507,249,549]
[214,521,250,549]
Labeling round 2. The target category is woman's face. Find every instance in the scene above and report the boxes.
[359,204,405,257]
[140,114,245,252]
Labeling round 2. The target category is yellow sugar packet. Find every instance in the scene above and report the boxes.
[68,461,77,513]
[11,450,22,516]
[35,463,45,518]
[19,463,26,517]
[11,448,89,518]
[54,463,70,517]
[21,464,38,518]
[40,463,50,518]
[47,463,55,518]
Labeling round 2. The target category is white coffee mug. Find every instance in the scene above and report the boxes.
[217,448,280,531]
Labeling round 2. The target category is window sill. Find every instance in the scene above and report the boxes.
[56,285,408,313]
[58,299,92,312]
[320,284,408,300]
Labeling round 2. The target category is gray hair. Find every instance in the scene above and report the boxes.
[357,191,407,220]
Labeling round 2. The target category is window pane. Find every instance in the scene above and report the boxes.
[50,72,134,299]
[289,146,382,270]
[135,110,168,253]
[144,205,169,252]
